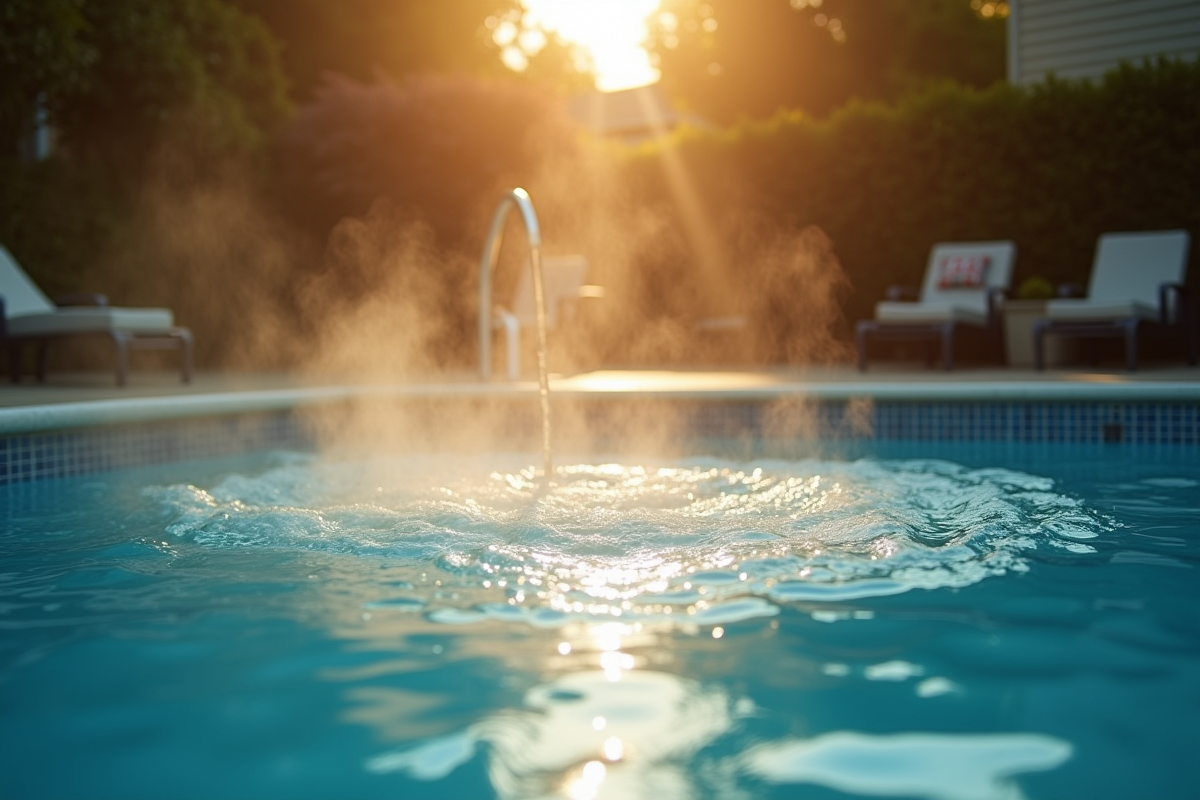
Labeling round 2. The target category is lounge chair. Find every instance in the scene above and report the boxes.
[493,254,603,379]
[1,244,193,386]
[856,240,1016,371]
[1033,230,1195,371]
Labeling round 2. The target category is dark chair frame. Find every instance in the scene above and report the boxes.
[2,294,193,387]
[856,285,1008,371]
[1033,282,1197,371]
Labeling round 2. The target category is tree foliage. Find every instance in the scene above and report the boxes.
[0,0,294,338]
[646,0,1007,124]
[62,0,291,166]
[0,0,95,152]
[278,72,581,248]
[1,0,291,165]
[234,0,593,99]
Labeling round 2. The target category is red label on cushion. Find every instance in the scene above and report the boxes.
[936,255,991,289]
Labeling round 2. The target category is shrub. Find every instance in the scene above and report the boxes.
[277,73,582,250]
[622,58,1200,345]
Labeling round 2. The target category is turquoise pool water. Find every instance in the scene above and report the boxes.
[2,442,1197,799]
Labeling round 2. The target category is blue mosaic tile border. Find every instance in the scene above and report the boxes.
[870,402,1200,444]
[684,400,1200,446]
[0,411,310,485]
[1,400,1196,485]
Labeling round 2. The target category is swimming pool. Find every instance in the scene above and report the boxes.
[2,437,1197,800]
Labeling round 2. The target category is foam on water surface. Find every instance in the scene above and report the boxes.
[147,453,1116,626]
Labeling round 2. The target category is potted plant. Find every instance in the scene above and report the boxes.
[1016,277,1055,301]
[1003,277,1074,367]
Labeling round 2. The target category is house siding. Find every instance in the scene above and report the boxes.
[1009,0,1200,84]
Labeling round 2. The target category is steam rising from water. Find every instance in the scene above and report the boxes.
[149,454,1113,625]
[86,105,856,392]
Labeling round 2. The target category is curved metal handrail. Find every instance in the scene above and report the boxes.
[478,188,552,475]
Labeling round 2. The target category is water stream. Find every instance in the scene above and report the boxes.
[477,187,553,477]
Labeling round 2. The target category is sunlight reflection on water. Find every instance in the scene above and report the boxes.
[149,453,1115,627]
[140,453,1120,798]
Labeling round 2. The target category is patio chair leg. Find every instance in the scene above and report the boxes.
[854,323,869,372]
[940,325,954,371]
[178,329,194,383]
[7,343,21,383]
[109,332,130,387]
[1122,319,1139,371]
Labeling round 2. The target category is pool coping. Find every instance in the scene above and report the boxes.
[3,373,1199,436]
[4,371,1199,484]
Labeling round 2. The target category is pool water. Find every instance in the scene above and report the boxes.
[2,442,1197,800]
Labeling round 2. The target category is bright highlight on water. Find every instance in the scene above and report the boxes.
[153,455,1110,624]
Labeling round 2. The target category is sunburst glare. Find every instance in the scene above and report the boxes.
[519,0,662,91]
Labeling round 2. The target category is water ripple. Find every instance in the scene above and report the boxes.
[145,454,1117,625]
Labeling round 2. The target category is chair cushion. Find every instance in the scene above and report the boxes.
[915,241,1015,317]
[7,306,175,336]
[875,301,987,325]
[1044,299,1160,322]
[936,255,990,289]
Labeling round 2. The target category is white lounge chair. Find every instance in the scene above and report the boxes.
[1,244,193,386]
[493,254,603,380]
[1033,230,1195,371]
[856,240,1016,370]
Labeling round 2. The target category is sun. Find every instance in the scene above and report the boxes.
[518,0,662,92]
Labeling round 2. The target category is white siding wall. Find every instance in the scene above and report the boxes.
[1009,0,1200,85]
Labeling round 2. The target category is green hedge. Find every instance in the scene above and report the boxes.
[623,58,1200,348]
[0,159,132,298]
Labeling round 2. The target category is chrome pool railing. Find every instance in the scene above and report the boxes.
[477,188,552,475]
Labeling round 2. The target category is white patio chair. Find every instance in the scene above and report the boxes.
[493,254,603,380]
[1,244,192,386]
[1033,230,1195,371]
[856,240,1016,370]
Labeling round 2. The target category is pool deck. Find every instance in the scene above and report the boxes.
[2,363,1199,435]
